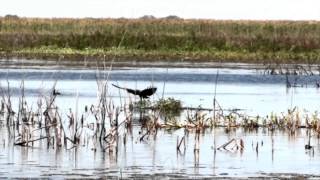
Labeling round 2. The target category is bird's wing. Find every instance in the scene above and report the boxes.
[140,87,157,98]
[112,84,125,90]
[126,88,141,96]
[112,84,141,96]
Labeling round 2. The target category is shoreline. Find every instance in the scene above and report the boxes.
[1,18,319,66]
[1,57,320,72]
[1,47,319,65]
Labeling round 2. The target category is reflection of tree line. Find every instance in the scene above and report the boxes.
[263,64,320,88]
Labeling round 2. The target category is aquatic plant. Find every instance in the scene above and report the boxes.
[155,97,182,117]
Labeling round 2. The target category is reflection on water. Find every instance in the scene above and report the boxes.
[0,126,319,178]
[1,67,320,178]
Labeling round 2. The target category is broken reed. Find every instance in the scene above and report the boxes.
[0,17,320,63]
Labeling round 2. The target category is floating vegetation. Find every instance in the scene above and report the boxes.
[155,97,182,117]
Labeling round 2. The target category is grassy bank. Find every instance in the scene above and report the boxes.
[0,17,320,64]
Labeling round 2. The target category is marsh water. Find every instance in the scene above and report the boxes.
[1,64,320,178]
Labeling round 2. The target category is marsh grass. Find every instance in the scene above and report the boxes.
[0,17,320,63]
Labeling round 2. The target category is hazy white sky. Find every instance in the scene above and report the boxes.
[1,0,319,20]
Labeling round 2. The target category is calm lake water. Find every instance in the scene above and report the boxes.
[0,66,320,178]
[2,66,320,116]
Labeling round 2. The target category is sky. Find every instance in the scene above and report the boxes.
[1,0,319,20]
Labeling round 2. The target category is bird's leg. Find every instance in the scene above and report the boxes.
[139,97,143,122]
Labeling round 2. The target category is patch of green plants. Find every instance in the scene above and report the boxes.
[155,97,182,117]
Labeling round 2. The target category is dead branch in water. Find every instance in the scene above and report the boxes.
[177,134,186,152]
[14,136,50,146]
[217,138,244,151]
[217,138,236,150]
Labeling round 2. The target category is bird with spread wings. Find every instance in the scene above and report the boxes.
[112,84,157,99]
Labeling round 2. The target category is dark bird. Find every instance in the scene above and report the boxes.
[305,144,313,150]
[112,84,157,99]
[52,89,61,96]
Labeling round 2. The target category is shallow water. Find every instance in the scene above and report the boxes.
[1,67,320,116]
[0,126,319,178]
[1,66,320,178]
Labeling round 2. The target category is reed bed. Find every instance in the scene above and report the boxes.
[0,77,318,171]
[0,17,320,63]
[0,78,319,154]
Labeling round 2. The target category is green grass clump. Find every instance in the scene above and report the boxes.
[155,97,182,117]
